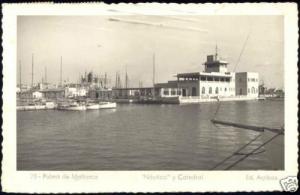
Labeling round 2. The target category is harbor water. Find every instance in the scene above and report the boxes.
[17,100,284,170]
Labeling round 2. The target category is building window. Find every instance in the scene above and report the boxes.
[221,78,224,82]
[163,89,169,96]
[178,90,181,95]
[220,87,222,91]
[225,88,227,92]
[208,77,213,81]
[225,78,230,82]
[248,88,250,93]
[215,87,219,94]
[240,88,243,95]
[192,87,197,96]
[251,87,255,94]
[202,87,205,94]
[209,87,212,94]
[248,78,250,82]
[171,89,176,95]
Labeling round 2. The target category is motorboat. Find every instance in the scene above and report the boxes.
[99,102,117,109]
[58,102,86,111]
[86,103,100,110]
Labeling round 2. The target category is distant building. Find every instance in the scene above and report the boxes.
[65,84,87,98]
[32,91,43,99]
[154,81,180,97]
[89,88,113,100]
[40,88,66,99]
[112,87,154,99]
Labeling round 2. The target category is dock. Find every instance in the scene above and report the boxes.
[211,119,284,134]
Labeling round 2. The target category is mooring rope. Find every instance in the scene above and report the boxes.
[224,131,282,170]
[210,133,262,170]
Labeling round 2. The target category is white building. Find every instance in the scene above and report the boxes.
[65,84,87,98]
[32,91,43,99]
[154,51,259,101]
[235,72,259,97]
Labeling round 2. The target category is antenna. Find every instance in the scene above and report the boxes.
[31,53,34,87]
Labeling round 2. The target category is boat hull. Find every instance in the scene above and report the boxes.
[66,105,86,110]
[99,102,117,109]
[86,104,100,110]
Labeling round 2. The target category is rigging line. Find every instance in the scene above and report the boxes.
[224,132,282,170]
[213,29,251,119]
[210,133,262,170]
[235,149,266,155]
[233,30,251,72]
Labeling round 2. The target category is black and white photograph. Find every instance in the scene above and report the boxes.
[16,14,284,170]
[1,3,298,193]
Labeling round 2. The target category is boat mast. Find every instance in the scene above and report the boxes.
[153,53,155,87]
[45,66,47,84]
[152,53,155,97]
[125,65,128,89]
[31,53,34,87]
[60,56,62,86]
[104,72,107,89]
[19,60,22,89]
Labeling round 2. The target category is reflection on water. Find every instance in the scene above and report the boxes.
[17,100,284,170]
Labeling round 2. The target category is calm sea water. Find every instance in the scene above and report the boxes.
[17,100,284,170]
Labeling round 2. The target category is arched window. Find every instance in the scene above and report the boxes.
[209,87,212,94]
[215,87,219,94]
[202,87,205,94]
[225,88,227,92]
[251,87,255,94]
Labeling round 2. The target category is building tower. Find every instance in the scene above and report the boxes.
[204,46,228,73]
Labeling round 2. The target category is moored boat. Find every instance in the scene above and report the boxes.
[99,102,117,109]
[86,103,100,110]
[57,102,86,111]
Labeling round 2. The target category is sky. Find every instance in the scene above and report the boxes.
[17,15,283,88]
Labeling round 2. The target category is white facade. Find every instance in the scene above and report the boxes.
[235,72,259,97]
[32,91,43,99]
[66,87,87,97]
[155,53,259,100]
[199,73,236,98]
